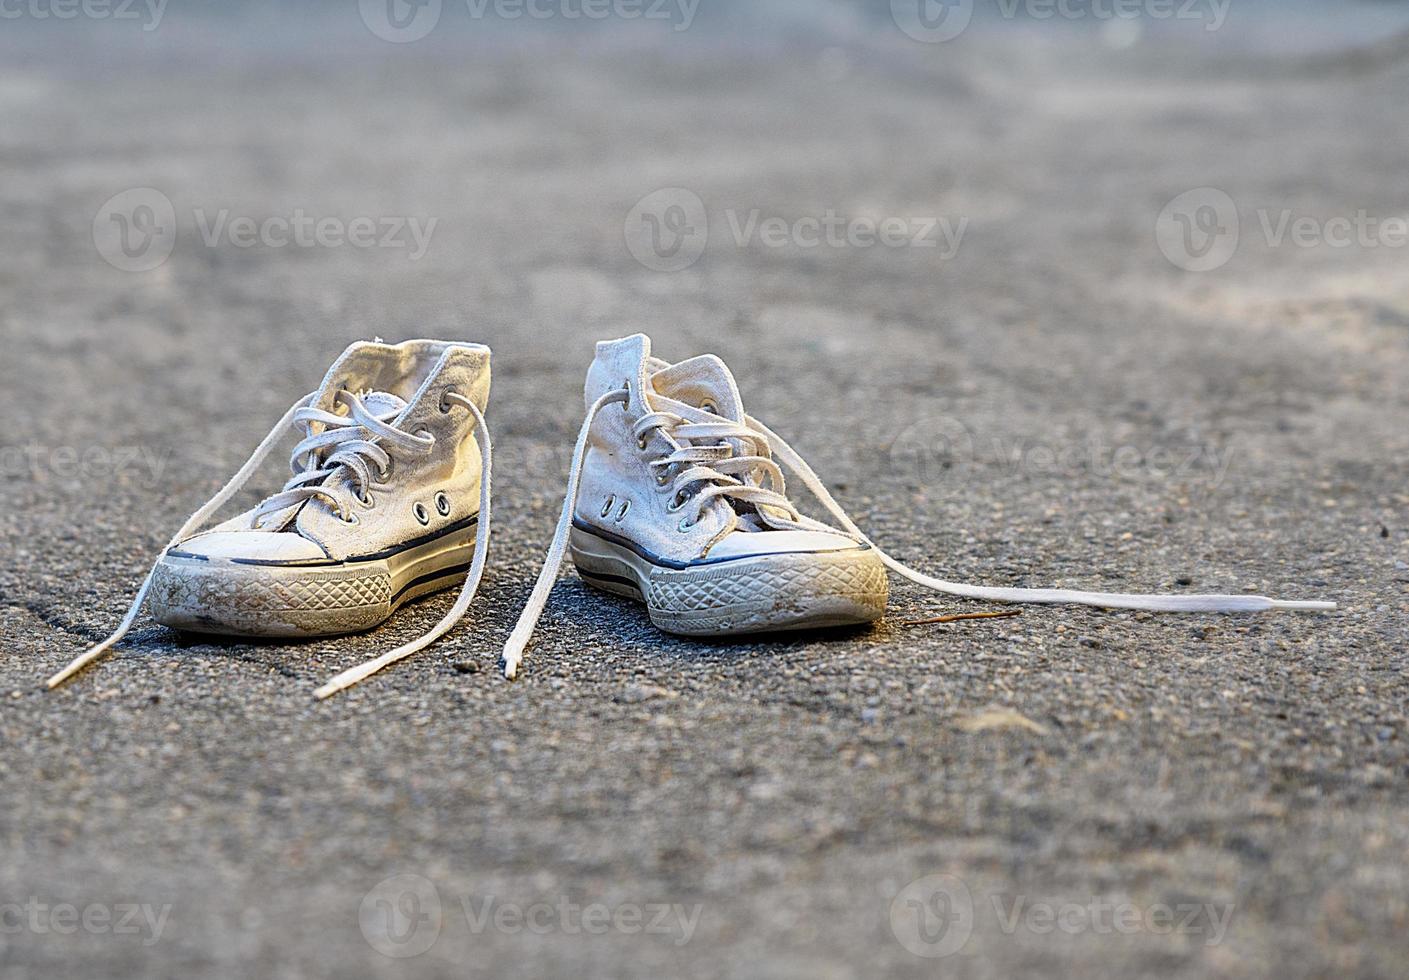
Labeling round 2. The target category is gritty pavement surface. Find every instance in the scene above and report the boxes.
[1,4,1407,978]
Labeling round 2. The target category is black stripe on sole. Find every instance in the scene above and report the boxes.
[577,568,645,599]
[392,562,473,605]
[169,515,481,568]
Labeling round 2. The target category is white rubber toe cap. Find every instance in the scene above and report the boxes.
[171,530,328,563]
[707,528,866,560]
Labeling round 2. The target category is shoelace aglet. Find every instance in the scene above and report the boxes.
[45,644,110,689]
[502,645,524,680]
[901,609,1023,626]
[313,672,363,701]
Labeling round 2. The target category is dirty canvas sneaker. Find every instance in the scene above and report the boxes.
[47,340,494,699]
[499,334,1334,679]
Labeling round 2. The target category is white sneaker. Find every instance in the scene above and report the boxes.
[47,340,494,699]
[500,334,1335,679]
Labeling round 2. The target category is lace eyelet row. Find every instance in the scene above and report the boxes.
[620,391,715,534]
[599,495,631,523]
[409,492,454,526]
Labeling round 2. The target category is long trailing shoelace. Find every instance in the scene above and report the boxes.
[500,388,1335,680]
[46,391,493,698]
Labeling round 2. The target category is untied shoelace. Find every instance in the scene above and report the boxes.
[499,386,1334,679]
[46,390,493,698]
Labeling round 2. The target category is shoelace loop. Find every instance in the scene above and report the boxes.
[252,390,435,527]
[632,406,797,527]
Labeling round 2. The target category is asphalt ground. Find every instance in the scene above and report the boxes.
[1,4,1407,977]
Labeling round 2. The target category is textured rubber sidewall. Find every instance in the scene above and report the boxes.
[645,550,888,636]
[149,559,394,638]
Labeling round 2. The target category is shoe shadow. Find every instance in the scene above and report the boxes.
[558,580,882,665]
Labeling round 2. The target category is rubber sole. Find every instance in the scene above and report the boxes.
[569,525,888,636]
[147,521,477,639]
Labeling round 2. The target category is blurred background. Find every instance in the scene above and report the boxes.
[2,1,1407,978]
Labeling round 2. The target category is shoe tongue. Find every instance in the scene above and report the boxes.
[357,390,408,419]
[305,342,423,421]
[648,355,745,421]
[650,354,793,532]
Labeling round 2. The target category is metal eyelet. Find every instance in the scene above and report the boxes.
[600,495,616,518]
[701,400,718,415]
[654,470,669,487]
[413,502,431,526]
[342,512,359,526]
[439,389,459,414]
[636,432,650,451]
[621,380,631,412]
[434,492,452,517]
[678,517,696,533]
[377,459,395,482]
[616,500,630,521]
[667,492,687,513]
[356,489,375,509]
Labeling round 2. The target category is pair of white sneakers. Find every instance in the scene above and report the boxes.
[47,335,1334,698]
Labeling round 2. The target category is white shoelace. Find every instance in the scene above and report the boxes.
[500,390,1334,679]
[253,391,435,526]
[312,392,492,700]
[46,391,493,697]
